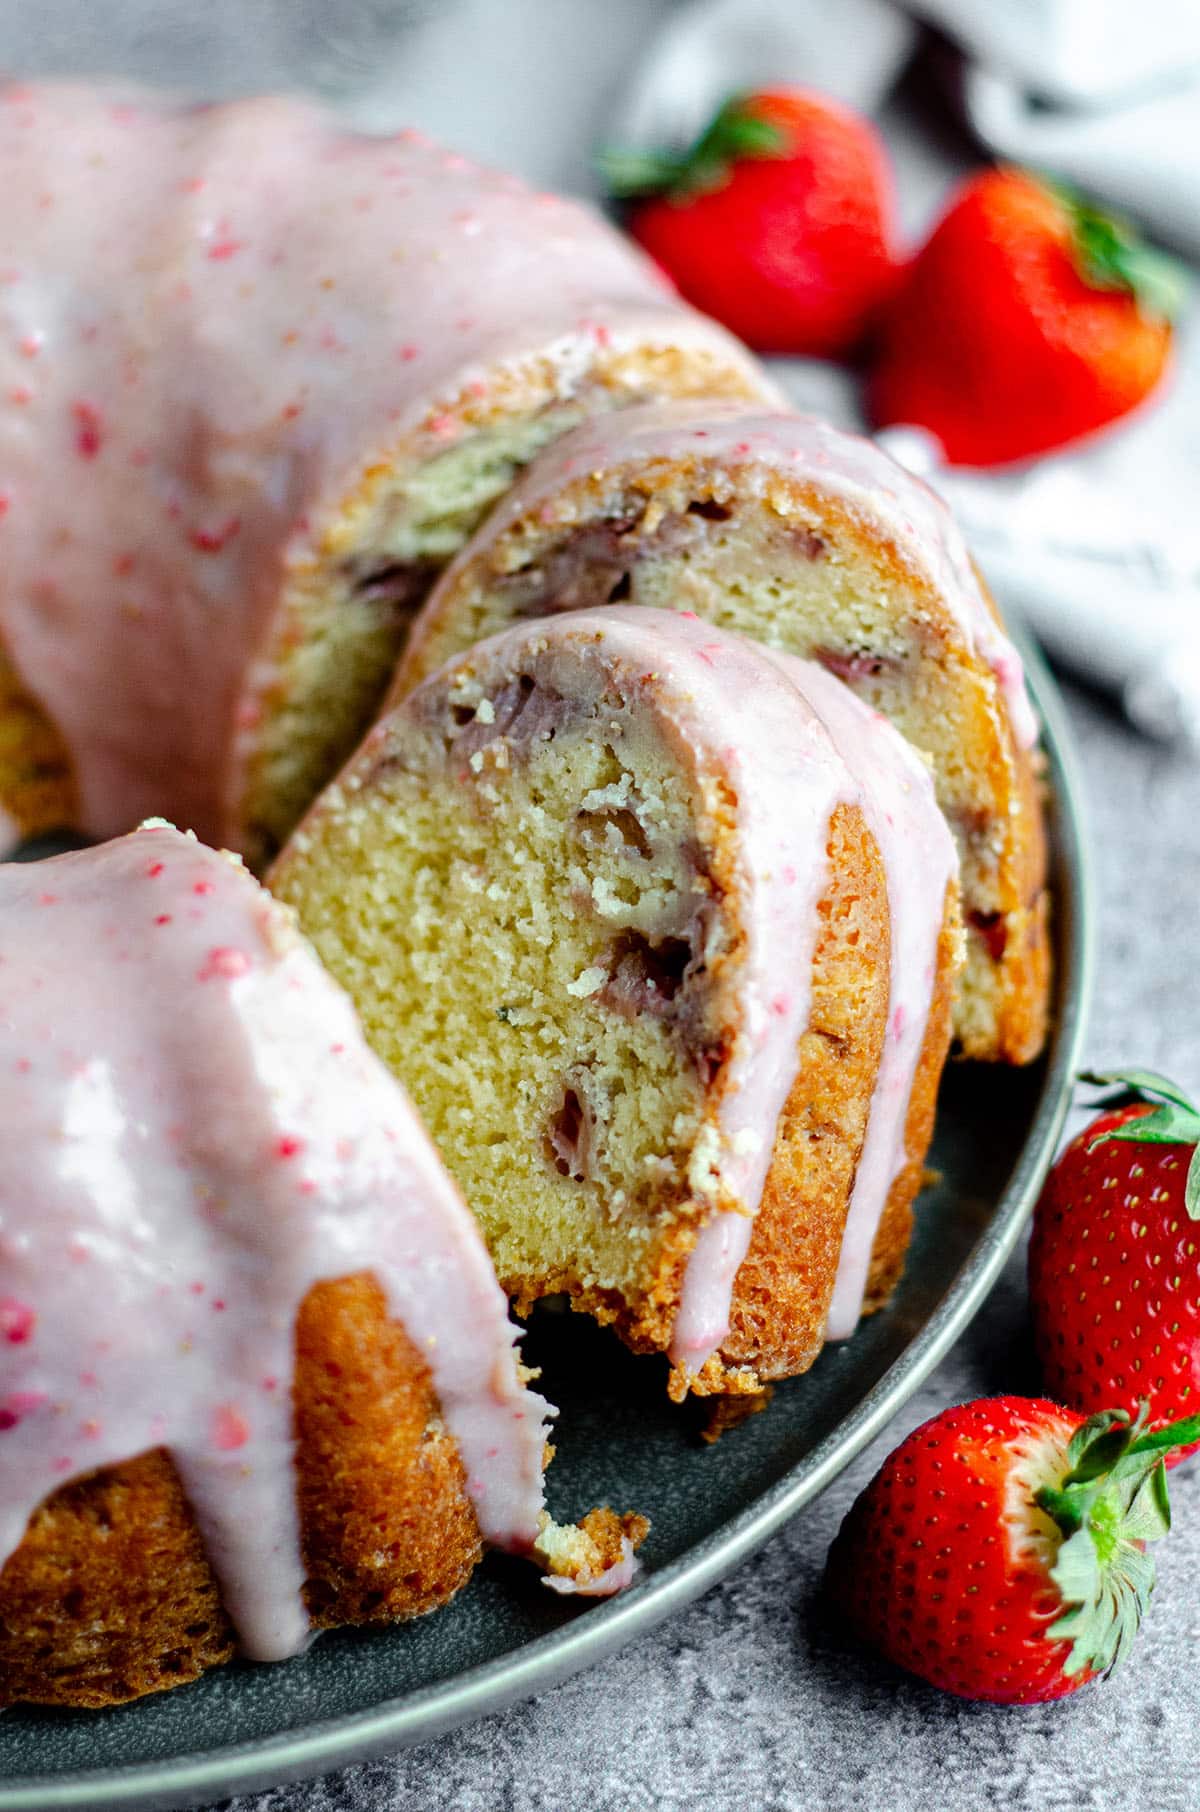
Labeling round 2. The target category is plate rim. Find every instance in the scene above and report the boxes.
[0,636,1095,1812]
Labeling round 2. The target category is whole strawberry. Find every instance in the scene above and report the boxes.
[870,169,1182,465]
[602,88,898,357]
[1029,1070,1200,1461]
[826,1396,1199,1703]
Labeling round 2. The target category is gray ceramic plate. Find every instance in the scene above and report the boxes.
[0,636,1092,1812]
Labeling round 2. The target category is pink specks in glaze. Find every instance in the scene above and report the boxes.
[0,826,550,1662]
[197,946,251,982]
[0,1300,35,1344]
[72,400,103,459]
[189,517,241,554]
[212,1405,250,1451]
[0,1391,47,1430]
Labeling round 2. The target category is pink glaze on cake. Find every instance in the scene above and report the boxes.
[0,823,549,1661]
[408,400,1038,750]
[0,85,766,851]
[772,657,958,1339]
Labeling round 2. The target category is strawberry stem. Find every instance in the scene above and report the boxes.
[1040,178,1188,325]
[599,95,789,202]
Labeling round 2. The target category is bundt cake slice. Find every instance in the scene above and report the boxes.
[0,84,772,868]
[271,609,961,1399]
[396,402,1048,1062]
[0,823,629,1710]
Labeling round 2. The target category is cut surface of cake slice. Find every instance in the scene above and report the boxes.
[272,608,961,1399]
[396,402,1047,1062]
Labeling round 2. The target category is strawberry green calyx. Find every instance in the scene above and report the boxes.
[1040,179,1188,325]
[1037,1403,1200,1679]
[1080,1068,1200,1218]
[599,96,788,202]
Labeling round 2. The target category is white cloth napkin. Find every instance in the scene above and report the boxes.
[615,0,1200,748]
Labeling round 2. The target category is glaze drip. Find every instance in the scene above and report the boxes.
[773,657,958,1337]
[0,824,549,1659]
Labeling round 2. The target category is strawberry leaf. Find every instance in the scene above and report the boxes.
[1121,1466,1172,1543]
[1040,180,1189,325]
[1090,1101,1200,1147]
[1188,1144,1200,1220]
[595,148,694,199]
[600,94,789,202]
[1072,206,1188,325]
[1125,1411,1200,1457]
[1080,1070,1200,1191]
[1080,1069,1199,1111]
[1037,1401,1198,1680]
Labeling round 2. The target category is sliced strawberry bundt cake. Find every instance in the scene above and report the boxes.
[395,403,1047,1061]
[271,609,962,1400]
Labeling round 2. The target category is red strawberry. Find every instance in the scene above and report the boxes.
[870,168,1183,465]
[602,89,898,358]
[1029,1070,1200,1461]
[826,1396,1199,1703]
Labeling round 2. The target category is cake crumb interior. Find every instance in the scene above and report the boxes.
[277,669,735,1306]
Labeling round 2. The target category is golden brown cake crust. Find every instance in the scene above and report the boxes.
[0,1273,482,1709]
[0,638,78,846]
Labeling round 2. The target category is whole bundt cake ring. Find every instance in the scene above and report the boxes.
[0,83,773,870]
[0,824,641,1709]
[271,608,962,1400]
